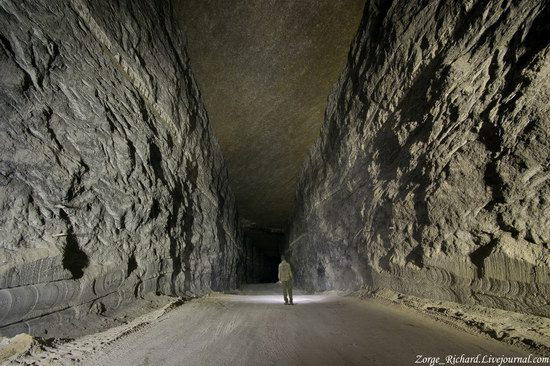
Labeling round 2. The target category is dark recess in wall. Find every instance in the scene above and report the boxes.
[243,228,283,283]
[59,209,89,279]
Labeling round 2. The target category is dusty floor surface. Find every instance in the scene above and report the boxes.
[352,288,550,355]
[4,284,549,366]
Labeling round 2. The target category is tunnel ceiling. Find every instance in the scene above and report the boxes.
[174,0,365,229]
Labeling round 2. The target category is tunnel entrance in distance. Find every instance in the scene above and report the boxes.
[243,227,284,284]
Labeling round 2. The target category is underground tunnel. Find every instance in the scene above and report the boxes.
[243,227,284,284]
[1,0,550,364]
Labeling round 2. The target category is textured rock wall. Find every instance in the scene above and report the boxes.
[288,0,550,316]
[0,0,242,336]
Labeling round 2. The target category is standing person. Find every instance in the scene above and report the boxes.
[278,255,293,305]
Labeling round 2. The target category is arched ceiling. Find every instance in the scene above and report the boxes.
[174,0,365,229]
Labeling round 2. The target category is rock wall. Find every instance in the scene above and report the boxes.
[287,0,550,317]
[0,0,242,336]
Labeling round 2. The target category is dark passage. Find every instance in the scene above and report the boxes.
[243,228,283,283]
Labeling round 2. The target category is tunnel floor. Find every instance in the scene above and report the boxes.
[73,284,527,366]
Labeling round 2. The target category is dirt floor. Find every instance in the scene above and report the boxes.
[351,288,550,355]
[4,283,549,365]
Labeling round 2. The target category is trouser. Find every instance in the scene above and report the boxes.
[282,280,293,303]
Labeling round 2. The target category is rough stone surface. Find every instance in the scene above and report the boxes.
[175,0,365,228]
[287,0,550,317]
[0,0,242,336]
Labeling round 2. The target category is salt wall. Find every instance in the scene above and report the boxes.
[288,0,550,316]
[0,0,242,336]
